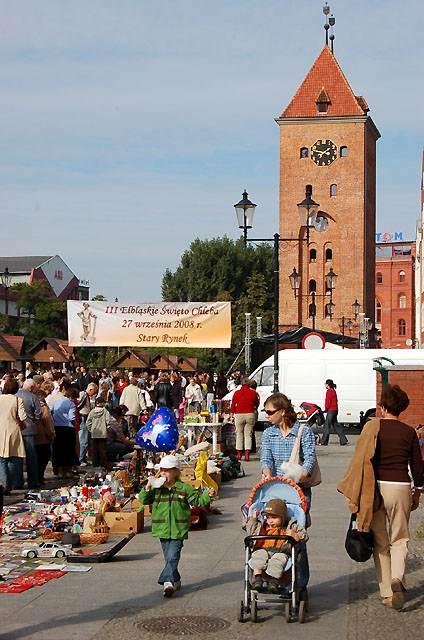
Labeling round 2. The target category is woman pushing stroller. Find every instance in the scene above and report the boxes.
[260,393,318,593]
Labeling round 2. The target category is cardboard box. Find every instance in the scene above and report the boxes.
[104,510,144,534]
[131,498,151,518]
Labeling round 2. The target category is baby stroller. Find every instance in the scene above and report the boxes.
[239,477,308,624]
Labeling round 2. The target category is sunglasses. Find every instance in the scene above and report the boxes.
[265,408,280,416]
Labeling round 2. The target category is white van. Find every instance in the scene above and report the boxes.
[230,349,424,427]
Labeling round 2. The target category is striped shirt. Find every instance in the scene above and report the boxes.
[260,422,316,475]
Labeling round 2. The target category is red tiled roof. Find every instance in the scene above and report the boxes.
[280,46,367,118]
[2,334,24,354]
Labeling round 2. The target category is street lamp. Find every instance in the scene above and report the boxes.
[352,299,360,319]
[297,185,320,242]
[325,267,337,292]
[1,266,12,316]
[288,267,301,298]
[234,190,257,245]
[325,300,335,319]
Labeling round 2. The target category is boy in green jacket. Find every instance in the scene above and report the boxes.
[139,454,214,597]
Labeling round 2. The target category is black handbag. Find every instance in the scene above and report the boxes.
[345,515,374,562]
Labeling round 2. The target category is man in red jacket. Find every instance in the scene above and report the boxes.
[230,377,259,461]
[320,379,348,446]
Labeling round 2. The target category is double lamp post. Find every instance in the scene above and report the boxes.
[234,186,332,392]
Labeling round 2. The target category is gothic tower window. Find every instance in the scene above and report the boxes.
[399,270,406,283]
[330,183,337,197]
[309,279,317,293]
[376,272,383,284]
[300,147,309,159]
[309,248,317,263]
[398,293,407,309]
[398,319,406,336]
[340,146,348,157]
[325,247,333,262]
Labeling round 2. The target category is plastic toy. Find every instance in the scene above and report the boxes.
[21,541,71,559]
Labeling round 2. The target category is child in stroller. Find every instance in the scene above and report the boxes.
[240,477,309,624]
[247,498,307,593]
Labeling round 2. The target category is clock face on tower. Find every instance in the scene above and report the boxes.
[310,139,337,166]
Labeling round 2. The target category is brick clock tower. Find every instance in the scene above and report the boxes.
[276,44,380,334]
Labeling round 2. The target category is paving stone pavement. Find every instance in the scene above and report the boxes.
[0,436,423,640]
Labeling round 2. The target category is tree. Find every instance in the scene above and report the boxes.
[162,237,274,368]
[7,281,66,346]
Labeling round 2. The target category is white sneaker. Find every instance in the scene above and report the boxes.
[174,580,181,591]
[163,582,175,598]
[79,462,88,467]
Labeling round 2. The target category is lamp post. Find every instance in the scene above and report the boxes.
[1,266,12,316]
[289,266,337,329]
[235,186,322,392]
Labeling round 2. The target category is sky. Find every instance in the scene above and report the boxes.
[0,0,423,301]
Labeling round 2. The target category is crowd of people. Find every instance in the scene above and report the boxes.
[0,365,238,494]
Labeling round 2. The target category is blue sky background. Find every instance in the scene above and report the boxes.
[0,0,422,300]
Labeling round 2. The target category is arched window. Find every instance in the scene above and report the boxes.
[399,294,407,309]
[399,270,406,283]
[340,146,348,157]
[308,279,317,293]
[309,248,317,263]
[376,272,383,284]
[330,183,337,197]
[325,247,333,262]
[375,300,382,323]
[300,147,309,159]
[398,319,406,336]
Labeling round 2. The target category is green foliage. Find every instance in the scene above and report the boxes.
[91,294,107,301]
[162,237,274,367]
[7,281,66,347]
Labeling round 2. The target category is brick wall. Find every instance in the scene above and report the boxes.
[376,367,424,426]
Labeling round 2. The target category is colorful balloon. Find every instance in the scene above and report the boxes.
[135,407,179,452]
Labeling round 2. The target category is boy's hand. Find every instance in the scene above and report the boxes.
[252,508,260,519]
[208,488,216,498]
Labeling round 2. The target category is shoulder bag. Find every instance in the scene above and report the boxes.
[290,424,322,488]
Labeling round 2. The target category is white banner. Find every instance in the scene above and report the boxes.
[67,301,232,348]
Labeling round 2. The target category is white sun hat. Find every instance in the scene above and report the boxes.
[159,455,180,470]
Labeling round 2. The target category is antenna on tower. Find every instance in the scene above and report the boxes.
[323,3,330,46]
[329,12,336,54]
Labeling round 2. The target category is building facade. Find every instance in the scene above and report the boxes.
[0,255,89,317]
[276,45,380,333]
[375,241,415,348]
[415,152,424,346]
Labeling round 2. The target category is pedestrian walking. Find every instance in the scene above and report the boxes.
[338,384,423,611]
[260,392,317,594]
[320,379,348,446]
[138,455,213,597]
[184,377,203,413]
[86,397,112,468]
[229,376,259,461]
[119,378,147,435]
[78,383,98,465]
[155,373,174,409]
[50,379,78,478]
[34,390,55,485]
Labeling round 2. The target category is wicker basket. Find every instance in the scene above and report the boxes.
[42,529,63,541]
[79,532,109,545]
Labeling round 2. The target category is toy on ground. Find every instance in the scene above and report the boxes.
[21,541,71,559]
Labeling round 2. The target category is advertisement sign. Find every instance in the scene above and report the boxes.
[375,231,403,243]
[67,301,232,348]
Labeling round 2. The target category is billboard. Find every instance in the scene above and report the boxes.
[67,301,232,348]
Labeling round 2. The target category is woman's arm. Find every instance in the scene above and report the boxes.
[410,433,424,490]
[260,429,273,477]
[300,425,317,474]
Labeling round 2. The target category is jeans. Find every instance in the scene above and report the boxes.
[321,410,348,445]
[106,442,134,462]
[297,487,311,589]
[158,539,184,585]
[23,435,39,489]
[0,456,23,490]
[79,415,89,462]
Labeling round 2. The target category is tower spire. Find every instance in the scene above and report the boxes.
[323,3,330,46]
[323,3,336,53]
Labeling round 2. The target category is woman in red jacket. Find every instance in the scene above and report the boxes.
[229,376,259,461]
[320,379,348,446]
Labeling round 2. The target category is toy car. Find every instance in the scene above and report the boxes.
[21,541,71,559]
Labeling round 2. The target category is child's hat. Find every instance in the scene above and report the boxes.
[264,498,287,519]
[159,455,180,469]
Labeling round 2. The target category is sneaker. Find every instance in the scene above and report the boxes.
[79,462,88,468]
[174,580,182,591]
[163,582,175,598]
[251,577,262,591]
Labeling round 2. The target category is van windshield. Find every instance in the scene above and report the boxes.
[250,366,273,386]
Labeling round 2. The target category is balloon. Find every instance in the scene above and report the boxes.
[135,407,179,452]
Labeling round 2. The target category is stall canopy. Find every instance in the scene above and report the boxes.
[255,326,359,347]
